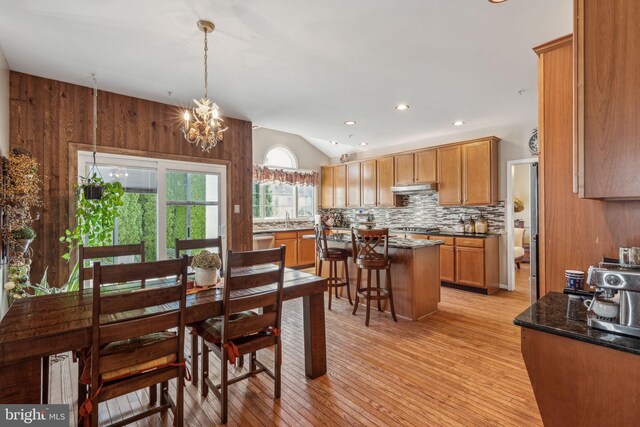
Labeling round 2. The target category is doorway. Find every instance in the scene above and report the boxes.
[506,158,538,300]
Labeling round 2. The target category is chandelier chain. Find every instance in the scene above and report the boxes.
[204,30,208,100]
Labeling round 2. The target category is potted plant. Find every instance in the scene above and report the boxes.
[81,174,104,200]
[11,226,36,253]
[191,250,222,287]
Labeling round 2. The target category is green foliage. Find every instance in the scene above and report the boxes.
[11,226,36,240]
[25,262,79,296]
[60,174,125,261]
[141,194,157,260]
[117,193,143,245]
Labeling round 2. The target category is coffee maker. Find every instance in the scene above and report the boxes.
[586,263,640,338]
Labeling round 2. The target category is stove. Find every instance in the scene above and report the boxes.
[391,226,439,234]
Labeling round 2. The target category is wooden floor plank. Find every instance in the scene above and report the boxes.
[46,267,541,426]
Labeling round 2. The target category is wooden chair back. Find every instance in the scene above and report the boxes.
[222,246,286,344]
[314,225,331,259]
[90,257,188,390]
[79,242,145,291]
[175,237,224,271]
[351,228,390,269]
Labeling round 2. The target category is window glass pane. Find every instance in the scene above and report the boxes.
[166,205,188,258]
[252,183,261,218]
[264,183,294,219]
[297,185,314,218]
[264,147,297,169]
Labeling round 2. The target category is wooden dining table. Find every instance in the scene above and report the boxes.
[0,267,328,404]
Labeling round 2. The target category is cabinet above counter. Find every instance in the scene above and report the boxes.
[320,136,500,209]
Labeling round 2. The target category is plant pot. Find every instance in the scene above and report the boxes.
[83,185,104,200]
[195,267,218,288]
[13,238,33,253]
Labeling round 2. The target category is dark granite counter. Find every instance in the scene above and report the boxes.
[301,233,442,250]
[253,227,314,234]
[394,230,499,238]
[514,292,640,356]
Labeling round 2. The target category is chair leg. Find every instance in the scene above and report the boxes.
[352,268,361,315]
[250,351,257,374]
[201,345,209,397]
[376,270,383,312]
[220,350,228,424]
[42,356,49,404]
[344,260,353,305]
[334,262,339,298]
[191,332,198,386]
[387,267,398,322]
[274,340,282,399]
[238,355,245,369]
[365,269,372,326]
[317,258,322,277]
[149,384,157,405]
[160,381,168,406]
[176,367,185,427]
[77,359,87,406]
[516,262,521,269]
[327,260,333,310]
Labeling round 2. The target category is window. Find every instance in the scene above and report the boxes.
[79,152,226,261]
[253,147,316,220]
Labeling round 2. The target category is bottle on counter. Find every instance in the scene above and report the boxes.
[475,214,489,234]
[455,216,465,233]
[464,216,476,234]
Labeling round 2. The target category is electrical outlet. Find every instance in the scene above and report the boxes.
[234,204,240,214]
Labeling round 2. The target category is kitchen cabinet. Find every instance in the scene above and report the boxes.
[439,245,456,283]
[437,145,462,205]
[575,0,640,199]
[437,138,498,206]
[360,159,377,207]
[273,229,315,268]
[414,149,437,184]
[346,162,361,207]
[394,153,415,185]
[333,164,347,208]
[377,157,396,207]
[455,246,485,288]
[321,166,334,208]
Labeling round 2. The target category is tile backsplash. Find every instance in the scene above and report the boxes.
[320,193,506,233]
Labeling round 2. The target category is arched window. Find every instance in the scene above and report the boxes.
[264,146,297,169]
[253,146,314,219]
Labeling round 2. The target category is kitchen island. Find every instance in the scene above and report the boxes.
[514,292,640,426]
[305,233,443,321]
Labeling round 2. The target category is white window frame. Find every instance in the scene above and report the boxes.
[78,151,227,260]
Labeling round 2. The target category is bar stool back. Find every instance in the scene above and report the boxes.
[314,225,352,309]
[350,228,398,326]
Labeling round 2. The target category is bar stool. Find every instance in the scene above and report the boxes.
[315,225,352,309]
[350,228,398,326]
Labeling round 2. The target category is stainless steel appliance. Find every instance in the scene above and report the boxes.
[529,162,540,303]
[390,184,437,195]
[586,264,640,338]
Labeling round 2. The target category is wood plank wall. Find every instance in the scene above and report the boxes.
[536,36,640,294]
[9,72,253,286]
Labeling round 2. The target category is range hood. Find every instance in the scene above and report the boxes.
[390,183,437,195]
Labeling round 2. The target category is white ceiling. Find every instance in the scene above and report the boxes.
[0,0,572,157]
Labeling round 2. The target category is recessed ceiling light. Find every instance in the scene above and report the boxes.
[452,120,465,126]
[395,104,410,111]
[488,0,508,3]
[359,142,368,146]
[329,140,338,145]
[344,120,356,125]
[252,125,260,129]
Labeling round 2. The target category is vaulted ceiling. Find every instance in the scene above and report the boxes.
[0,0,572,156]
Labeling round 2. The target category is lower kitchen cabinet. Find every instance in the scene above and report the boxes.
[273,229,315,268]
[455,246,485,287]
[439,245,455,283]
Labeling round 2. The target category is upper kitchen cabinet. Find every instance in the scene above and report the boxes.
[346,162,361,207]
[333,164,347,208]
[361,159,377,207]
[575,0,640,199]
[394,149,437,185]
[321,166,334,208]
[437,145,462,205]
[377,157,401,207]
[438,137,499,206]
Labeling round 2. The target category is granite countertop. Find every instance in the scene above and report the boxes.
[514,292,640,356]
[396,230,499,238]
[301,233,443,250]
[253,227,315,234]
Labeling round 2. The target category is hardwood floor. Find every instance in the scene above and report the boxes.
[49,270,541,426]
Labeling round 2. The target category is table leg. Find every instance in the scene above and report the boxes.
[302,292,327,379]
[0,359,41,404]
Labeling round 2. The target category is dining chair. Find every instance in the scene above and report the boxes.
[71,242,146,407]
[351,228,398,326]
[175,237,224,385]
[314,225,352,309]
[80,256,189,427]
[196,246,286,424]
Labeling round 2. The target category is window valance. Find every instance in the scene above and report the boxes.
[252,164,319,187]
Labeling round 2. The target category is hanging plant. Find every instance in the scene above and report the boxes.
[60,178,124,261]
[82,173,104,200]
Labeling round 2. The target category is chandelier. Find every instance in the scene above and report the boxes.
[182,20,227,152]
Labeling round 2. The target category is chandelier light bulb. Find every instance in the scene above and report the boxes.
[183,110,190,121]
